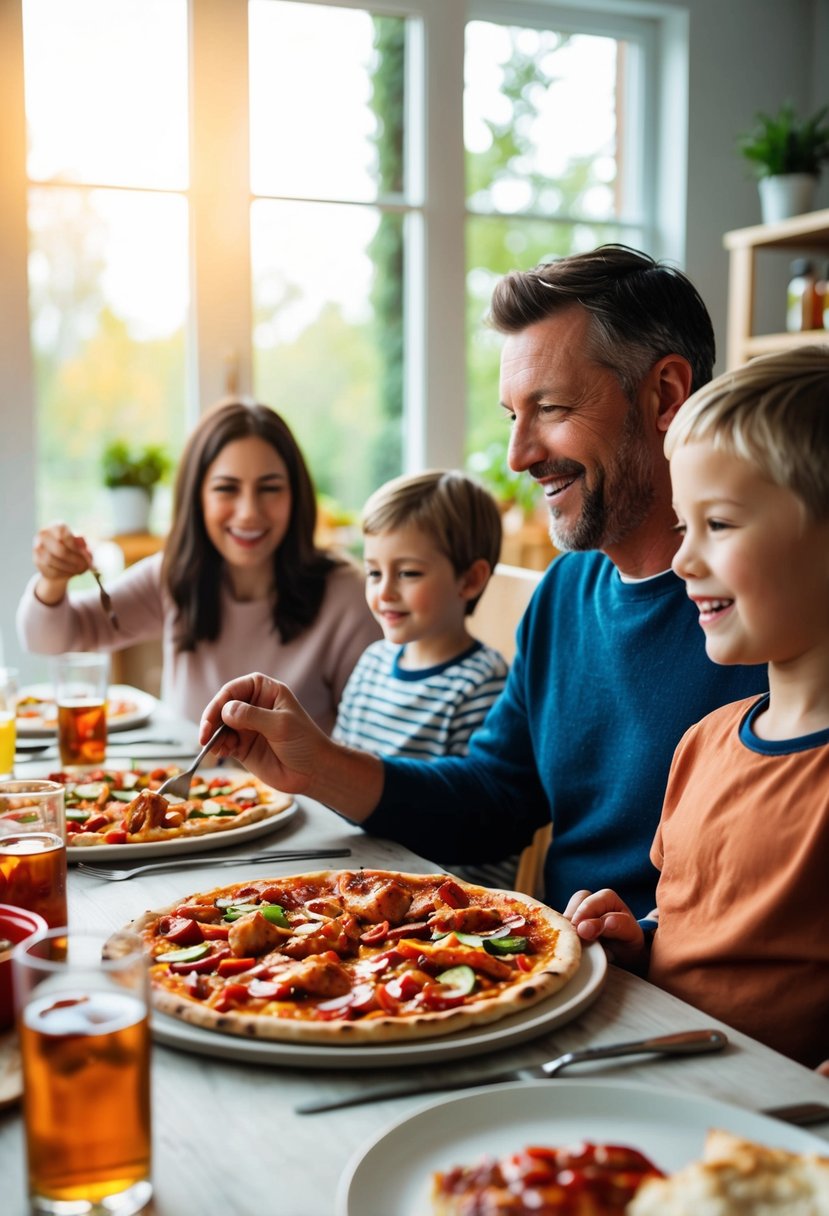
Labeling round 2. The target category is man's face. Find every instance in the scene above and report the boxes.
[499,307,656,554]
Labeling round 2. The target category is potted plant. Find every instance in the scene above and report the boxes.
[102,439,170,535]
[738,101,829,223]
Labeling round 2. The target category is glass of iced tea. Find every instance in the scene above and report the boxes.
[14,928,152,1215]
[54,653,109,770]
[0,780,67,930]
[0,667,18,780]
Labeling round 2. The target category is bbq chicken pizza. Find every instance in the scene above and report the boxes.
[126,870,583,1044]
[49,766,293,848]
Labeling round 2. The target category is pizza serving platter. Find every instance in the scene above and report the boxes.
[17,682,158,737]
[337,1078,829,1216]
[67,798,299,861]
[150,937,607,1069]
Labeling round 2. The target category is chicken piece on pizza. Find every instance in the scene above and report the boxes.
[228,910,292,957]
[125,789,176,834]
[336,872,412,925]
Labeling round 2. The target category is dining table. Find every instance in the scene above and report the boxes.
[2,739,829,1214]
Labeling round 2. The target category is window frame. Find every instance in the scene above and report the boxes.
[0,0,683,675]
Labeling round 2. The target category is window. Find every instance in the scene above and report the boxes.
[464,16,651,462]
[4,0,664,548]
[22,0,189,535]
[249,2,408,510]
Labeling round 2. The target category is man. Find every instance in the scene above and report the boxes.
[201,245,766,917]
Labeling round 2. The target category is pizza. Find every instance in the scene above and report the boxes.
[432,1141,664,1214]
[126,870,582,1044]
[17,691,138,731]
[48,765,293,847]
[628,1129,829,1214]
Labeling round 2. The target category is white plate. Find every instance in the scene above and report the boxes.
[17,683,158,737]
[68,799,299,861]
[151,939,606,1069]
[338,1078,829,1216]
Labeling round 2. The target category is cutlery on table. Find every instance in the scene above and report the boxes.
[155,724,227,799]
[76,847,352,881]
[762,1102,829,1127]
[91,567,120,630]
[296,1029,728,1114]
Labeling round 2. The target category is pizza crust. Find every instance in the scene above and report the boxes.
[126,870,582,1045]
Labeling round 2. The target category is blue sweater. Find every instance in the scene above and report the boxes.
[364,552,767,918]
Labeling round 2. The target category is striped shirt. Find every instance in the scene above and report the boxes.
[333,639,508,759]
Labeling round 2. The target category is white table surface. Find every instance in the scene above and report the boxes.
[1,760,828,1215]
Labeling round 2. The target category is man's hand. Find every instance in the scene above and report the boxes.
[200,673,384,819]
[564,888,649,971]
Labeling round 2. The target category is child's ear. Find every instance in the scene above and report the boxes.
[459,559,492,604]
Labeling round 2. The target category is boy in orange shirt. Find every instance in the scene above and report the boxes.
[566,346,829,1071]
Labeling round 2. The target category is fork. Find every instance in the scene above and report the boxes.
[90,567,120,630]
[76,846,352,880]
[154,724,227,799]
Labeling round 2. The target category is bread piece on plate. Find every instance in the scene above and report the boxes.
[629,1128,829,1216]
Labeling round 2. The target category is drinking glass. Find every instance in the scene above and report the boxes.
[0,780,67,930]
[0,667,18,780]
[54,653,109,770]
[14,928,152,1215]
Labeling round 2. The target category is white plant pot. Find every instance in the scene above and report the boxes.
[108,486,152,535]
[758,173,818,224]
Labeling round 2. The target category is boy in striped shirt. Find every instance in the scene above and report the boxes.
[334,469,515,886]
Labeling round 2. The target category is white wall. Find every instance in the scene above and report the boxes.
[678,0,823,360]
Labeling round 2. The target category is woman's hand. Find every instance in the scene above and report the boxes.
[200,673,384,818]
[564,888,649,971]
[33,522,93,605]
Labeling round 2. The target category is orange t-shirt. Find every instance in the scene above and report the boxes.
[649,695,829,1068]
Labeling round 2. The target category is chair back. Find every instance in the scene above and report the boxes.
[468,562,543,663]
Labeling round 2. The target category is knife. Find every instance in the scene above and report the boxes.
[296,1028,728,1114]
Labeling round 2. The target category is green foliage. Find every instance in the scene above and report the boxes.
[466,440,540,516]
[101,439,170,491]
[367,17,406,490]
[738,102,829,178]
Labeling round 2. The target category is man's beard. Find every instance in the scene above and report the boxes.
[534,404,656,553]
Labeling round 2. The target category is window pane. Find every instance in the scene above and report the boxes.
[251,199,403,514]
[250,1,404,203]
[465,213,631,468]
[23,0,188,188]
[464,20,639,485]
[29,187,189,536]
[465,22,623,219]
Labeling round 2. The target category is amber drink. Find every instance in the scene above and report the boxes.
[0,781,67,929]
[14,930,152,1216]
[57,700,107,768]
[55,653,109,770]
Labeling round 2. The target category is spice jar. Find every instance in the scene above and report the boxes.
[786,259,823,332]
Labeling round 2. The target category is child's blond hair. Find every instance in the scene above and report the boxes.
[665,345,829,519]
[361,470,502,615]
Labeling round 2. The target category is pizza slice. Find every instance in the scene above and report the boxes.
[432,1141,664,1214]
[50,765,292,846]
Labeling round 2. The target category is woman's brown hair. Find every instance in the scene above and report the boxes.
[162,400,339,651]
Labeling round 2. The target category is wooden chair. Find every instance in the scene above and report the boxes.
[468,562,544,664]
[468,562,552,898]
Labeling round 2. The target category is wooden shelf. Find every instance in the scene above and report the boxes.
[110,532,164,567]
[724,209,829,369]
[108,533,165,697]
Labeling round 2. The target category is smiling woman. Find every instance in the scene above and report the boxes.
[16,401,381,729]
